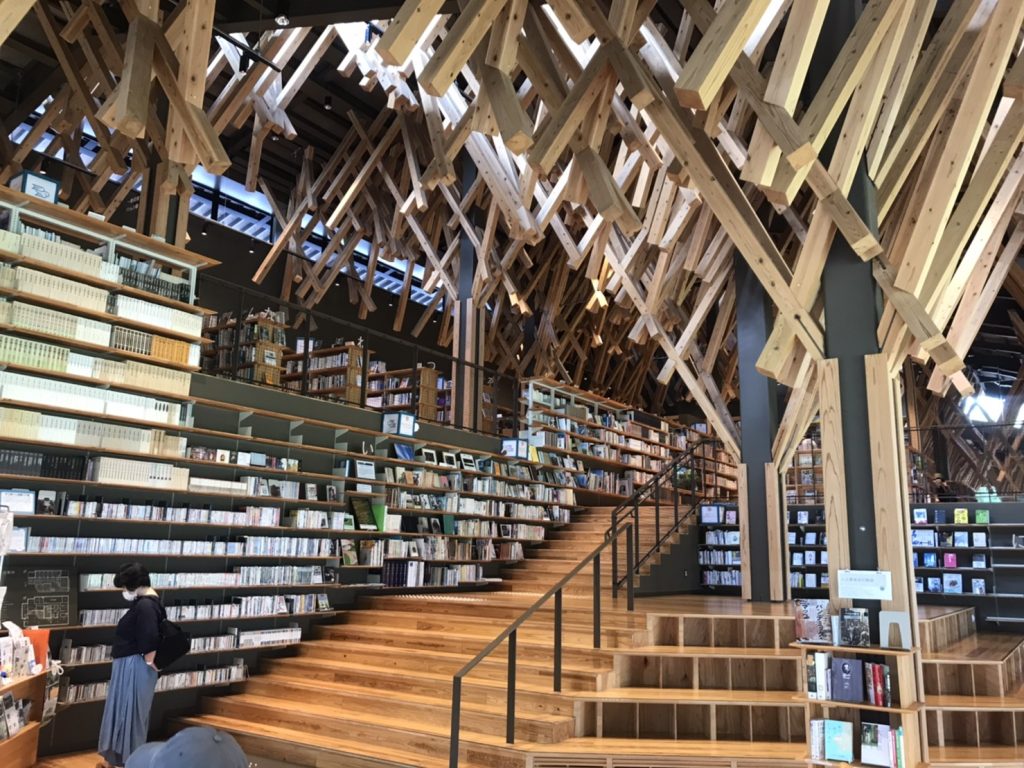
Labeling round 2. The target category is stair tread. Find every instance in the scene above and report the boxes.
[206,692,514,745]
[253,674,572,722]
[297,641,614,671]
[562,687,802,704]
[515,737,807,758]
[926,688,1024,709]
[926,744,1024,764]
[177,714,449,767]
[923,633,1024,663]
[617,645,800,658]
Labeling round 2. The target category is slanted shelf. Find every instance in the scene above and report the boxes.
[0,671,47,768]
[203,309,288,387]
[794,641,922,768]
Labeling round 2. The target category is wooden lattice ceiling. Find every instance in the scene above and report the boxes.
[2,0,1024,463]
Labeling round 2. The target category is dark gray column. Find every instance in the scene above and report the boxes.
[453,153,483,430]
[735,254,781,601]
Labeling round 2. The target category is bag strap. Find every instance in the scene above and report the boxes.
[137,594,167,624]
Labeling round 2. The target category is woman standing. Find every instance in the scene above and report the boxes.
[97,562,164,768]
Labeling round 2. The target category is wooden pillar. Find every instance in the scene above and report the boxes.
[452,153,484,430]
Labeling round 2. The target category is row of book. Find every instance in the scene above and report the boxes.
[915,574,984,594]
[59,627,302,666]
[914,551,987,569]
[186,447,300,472]
[791,550,829,566]
[910,529,987,548]
[59,661,247,704]
[698,549,741,565]
[790,508,826,525]
[794,600,871,646]
[0,691,32,742]
[87,456,190,490]
[912,507,990,525]
[80,594,332,626]
[0,333,192,396]
[790,572,828,589]
[701,568,741,586]
[110,294,203,339]
[704,530,741,545]
[62,499,282,527]
[380,559,483,587]
[81,565,327,591]
[806,651,892,705]
[810,719,905,767]
[0,448,84,478]
[17,534,246,557]
[0,405,186,457]
[0,262,107,312]
[458,498,558,522]
[117,257,191,303]
[699,504,738,524]
[0,299,200,368]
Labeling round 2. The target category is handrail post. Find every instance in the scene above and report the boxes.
[626,522,635,611]
[553,589,562,692]
[506,630,517,744]
[633,501,640,569]
[449,676,462,768]
[654,475,661,543]
[611,528,619,598]
[674,462,680,525]
[593,553,601,649]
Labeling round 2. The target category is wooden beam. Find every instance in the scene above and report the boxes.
[419,0,505,97]
[675,0,775,110]
[0,0,35,49]
[377,0,446,66]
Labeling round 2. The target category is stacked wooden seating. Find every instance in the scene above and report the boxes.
[922,606,1024,765]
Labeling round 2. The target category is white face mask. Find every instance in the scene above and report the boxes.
[122,589,137,602]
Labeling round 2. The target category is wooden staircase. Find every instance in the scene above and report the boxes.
[920,606,1024,766]
[172,503,812,767]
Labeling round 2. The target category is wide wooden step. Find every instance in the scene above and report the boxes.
[176,713,448,768]
[267,651,610,692]
[242,675,575,742]
[926,690,1024,710]
[926,745,1024,766]
[615,645,802,658]
[515,737,806,767]
[564,687,804,706]
[341,602,650,630]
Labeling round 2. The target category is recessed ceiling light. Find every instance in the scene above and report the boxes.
[275,13,290,25]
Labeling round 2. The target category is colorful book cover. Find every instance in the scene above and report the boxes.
[953,531,968,548]
[794,599,832,643]
[912,508,928,524]
[943,573,963,594]
[927,577,942,592]
[839,608,870,647]
[975,509,991,525]
[934,509,948,524]
[923,552,938,568]
[953,508,969,524]
[943,553,957,568]
[824,719,854,763]
[972,578,987,595]
[861,722,893,767]
[972,554,987,568]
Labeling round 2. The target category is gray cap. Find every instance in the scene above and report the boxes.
[126,727,248,768]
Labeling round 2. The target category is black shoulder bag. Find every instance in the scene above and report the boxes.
[141,595,192,670]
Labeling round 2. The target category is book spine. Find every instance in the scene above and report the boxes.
[873,663,884,707]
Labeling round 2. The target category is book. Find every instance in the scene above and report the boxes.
[794,599,832,643]
[797,509,809,525]
[912,508,928,524]
[914,577,923,592]
[830,658,864,702]
[972,578,986,595]
[972,554,987,568]
[792,552,804,566]
[927,577,941,592]
[349,498,377,530]
[911,529,936,547]
[943,573,963,594]
[943,553,957,568]
[824,719,854,763]
[972,532,987,547]
[939,531,954,547]
[700,505,721,524]
[934,509,947,524]
[975,509,990,525]
[839,608,870,646]
[861,722,893,767]
[923,552,937,568]
[953,508,969,524]
[810,719,825,760]
[953,531,968,547]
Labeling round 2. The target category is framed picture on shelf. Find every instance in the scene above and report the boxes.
[459,454,477,471]
[420,448,438,465]
[305,483,319,501]
[724,508,737,525]
[440,452,458,468]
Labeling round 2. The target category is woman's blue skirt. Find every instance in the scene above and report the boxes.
[97,654,158,766]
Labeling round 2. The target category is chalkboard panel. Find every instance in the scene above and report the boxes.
[1,567,76,627]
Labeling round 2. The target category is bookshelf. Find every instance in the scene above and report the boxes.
[785,434,823,505]
[0,671,46,768]
[787,503,828,597]
[368,365,449,423]
[282,339,365,404]
[520,378,709,501]
[795,641,922,768]
[697,502,742,592]
[203,309,288,387]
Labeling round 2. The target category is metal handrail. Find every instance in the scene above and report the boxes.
[446,440,715,767]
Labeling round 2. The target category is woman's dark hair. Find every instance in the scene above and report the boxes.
[113,562,151,591]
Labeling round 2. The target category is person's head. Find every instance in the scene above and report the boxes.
[114,562,151,601]
[125,727,248,768]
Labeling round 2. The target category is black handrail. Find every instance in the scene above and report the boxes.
[446,439,714,767]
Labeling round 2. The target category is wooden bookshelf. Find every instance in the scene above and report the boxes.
[696,502,742,592]
[0,672,46,768]
[520,378,726,500]
[787,503,828,597]
[794,641,922,767]
[203,310,288,387]
[282,340,366,404]
[368,365,450,422]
